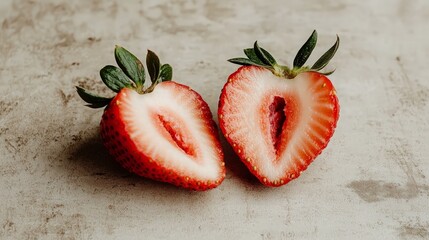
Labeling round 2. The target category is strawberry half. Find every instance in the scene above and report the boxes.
[219,30,340,187]
[76,46,225,190]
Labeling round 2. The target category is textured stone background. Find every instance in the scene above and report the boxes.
[0,0,428,239]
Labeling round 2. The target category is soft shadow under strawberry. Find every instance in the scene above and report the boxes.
[219,134,260,186]
[66,130,197,194]
[68,133,131,177]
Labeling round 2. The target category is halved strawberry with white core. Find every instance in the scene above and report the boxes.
[77,46,225,190]
[219,30,340,186]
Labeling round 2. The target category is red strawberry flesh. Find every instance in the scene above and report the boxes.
[77,46,226,191]
[101,81,225,190]
[219,66,339,186]
[269,96,286,155]
[156,113,197,159]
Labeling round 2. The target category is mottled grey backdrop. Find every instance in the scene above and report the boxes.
[0,0,428,239]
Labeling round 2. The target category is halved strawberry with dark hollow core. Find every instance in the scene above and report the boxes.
[77,46,225,190]
[219,30,340,187]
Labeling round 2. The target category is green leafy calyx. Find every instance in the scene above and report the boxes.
[76,46,173,108]
[228,30,340,79]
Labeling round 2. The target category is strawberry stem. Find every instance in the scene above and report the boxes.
[228,30,340,79]
[273,64,287,77]
[76,46,174,108]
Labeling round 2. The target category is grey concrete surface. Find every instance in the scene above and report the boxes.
[1,0,428,239]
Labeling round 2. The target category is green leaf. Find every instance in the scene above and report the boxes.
[293,30,318,68]
[311,35,340,71]
[244,47,276,66]
[114,46,145,86]
[76,86,112,108]
[100,65,132,92]
[159,64,173,81]
[146,50,161,83]
[260,47,277,65]
[228,58,268,67]
[243,48,266,66]
[254,41,275,66]
[86,102,112,108]
[322,69,336,76]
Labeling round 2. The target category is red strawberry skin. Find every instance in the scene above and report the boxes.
[218,66,339,187]
[100,81,225,191]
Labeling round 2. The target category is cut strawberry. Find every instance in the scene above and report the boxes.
[219,30,340,186]
[77,46,225,190]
